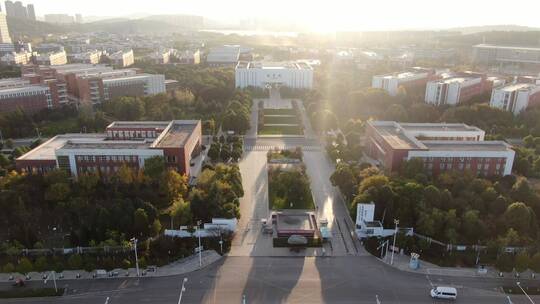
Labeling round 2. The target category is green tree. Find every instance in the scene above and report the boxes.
[68,254,83,269]
[45,183,71,202]
[144,156,165,181]
[495,254,514,272]
[515,252,530,273]
[504,202,535,236]
[2,262,15,273]
[134,208,150,236]
[208,143,221,161]
[530,253,540,273]
[151,219,162,236]
[34,256,48,272]
[17,257,33,274]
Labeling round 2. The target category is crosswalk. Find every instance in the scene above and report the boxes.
[244,145,322,151]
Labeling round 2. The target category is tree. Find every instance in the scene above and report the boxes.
[68,254,83,269]
[45,183,71,202]
[530,253,540,273]
[17,257,33,274]
[2,262,15,273]
[207,143,220,161]
[160,169,188,204]
[504,202,535,236]
[151,219,162,236]
[495,254,514,272]
[144,156,165,181]
[358,175,390,194]
[34,256,48,272]
[330,163,358,199]
[515,252,530,273]
[134,208,150,237]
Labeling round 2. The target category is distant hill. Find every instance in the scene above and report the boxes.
[449,25,540,35]
[7,16,66,40]
[7,16,188,39]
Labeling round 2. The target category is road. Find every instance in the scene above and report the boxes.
[3,256,539,304]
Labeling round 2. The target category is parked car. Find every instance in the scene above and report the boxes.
[430,286,457,300]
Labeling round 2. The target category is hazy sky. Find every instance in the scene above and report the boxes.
[27,0,540,31]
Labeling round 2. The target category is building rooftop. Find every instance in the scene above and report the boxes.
[62,139,152,150]
[107,121,170,130]
[421,140,513,152]
[498,83,538,92]
[0,85,49,95]
[154,120,199,148]
[16,134,106,161]
[474,44,540,52]
[237,61,312,70]
[369,121,486,150]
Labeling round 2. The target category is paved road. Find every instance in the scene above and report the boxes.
[3,256,539,304]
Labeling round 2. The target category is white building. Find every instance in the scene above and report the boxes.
[489,83,540,115]
[36,50,68,66]
[235,61,313,89]
[68,51,102,64]
[148,50,171,64]
[109,49,134,67]
[0,51,32,65]
[425,73,487,106]
[206,45,241,66]
[372,67,435,96]
[103,74,166,101]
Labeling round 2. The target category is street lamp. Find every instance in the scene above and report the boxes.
[196,220,202,268]
[130,238,140,277]
[177,277,188,304]
[390,219,399,265]
[516,282,535,304]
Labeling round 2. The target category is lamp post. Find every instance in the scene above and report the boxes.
[390,219,399,265]
[516,282,535,304]
[130,238,140,277]
[196,220,202,268]
[177,277,188,304]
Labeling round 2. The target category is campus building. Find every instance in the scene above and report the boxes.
[109,49,134,67]
[473,44,540,75]
[489,82,540,115]
[0,77,67,113]
[235,61,313,89]
[365,121,515,177]
[16,120,202,177]
[425,72,493,106]
[206,45,240,66]
[35,50,68,65]
[372,67,436,96]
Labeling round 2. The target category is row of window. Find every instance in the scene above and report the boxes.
[76,155,138,162]
[422,157,505,163]
[77,165,136,174]
[108,130,158,139]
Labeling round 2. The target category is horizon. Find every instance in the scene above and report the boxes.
[20,0,540,31]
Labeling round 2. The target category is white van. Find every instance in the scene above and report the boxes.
[430,286,457,300]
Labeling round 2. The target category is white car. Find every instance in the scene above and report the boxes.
[430,286,457,300]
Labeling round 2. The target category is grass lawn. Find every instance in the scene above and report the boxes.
[263,108,296,116]
[259,125,303,135]
[263,115,300,125]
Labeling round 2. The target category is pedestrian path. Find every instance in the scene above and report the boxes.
[245,145,322,151]
[0,250,222,283]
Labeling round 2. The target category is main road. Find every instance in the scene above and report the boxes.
[3,255,538,303]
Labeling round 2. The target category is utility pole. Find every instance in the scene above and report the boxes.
[390,219,399,265]
[131,238,140,277]
[516,282,535,304]
[177,277,188,304]
[52,271,57,293]
[197,220,202,268]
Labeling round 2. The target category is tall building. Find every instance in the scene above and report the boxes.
[235,61,313,89]
[75,14,82,23]
[0,13,11,43]
[365,121,515,177]
[16,120,202,178]
[425,72,493,106]
[206,45,241,67]
[35,50,68,65]
[372,67,436,96]
[489,82,540,115]
[26,3,35,20]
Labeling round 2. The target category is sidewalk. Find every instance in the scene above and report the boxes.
[0,250,222,283]
[380,252,536,279]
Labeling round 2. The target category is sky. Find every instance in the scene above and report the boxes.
[26,0,540,31]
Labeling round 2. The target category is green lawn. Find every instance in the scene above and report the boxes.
[263,108,296,116]
[263,115,300,125]
[259,125,303,135]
